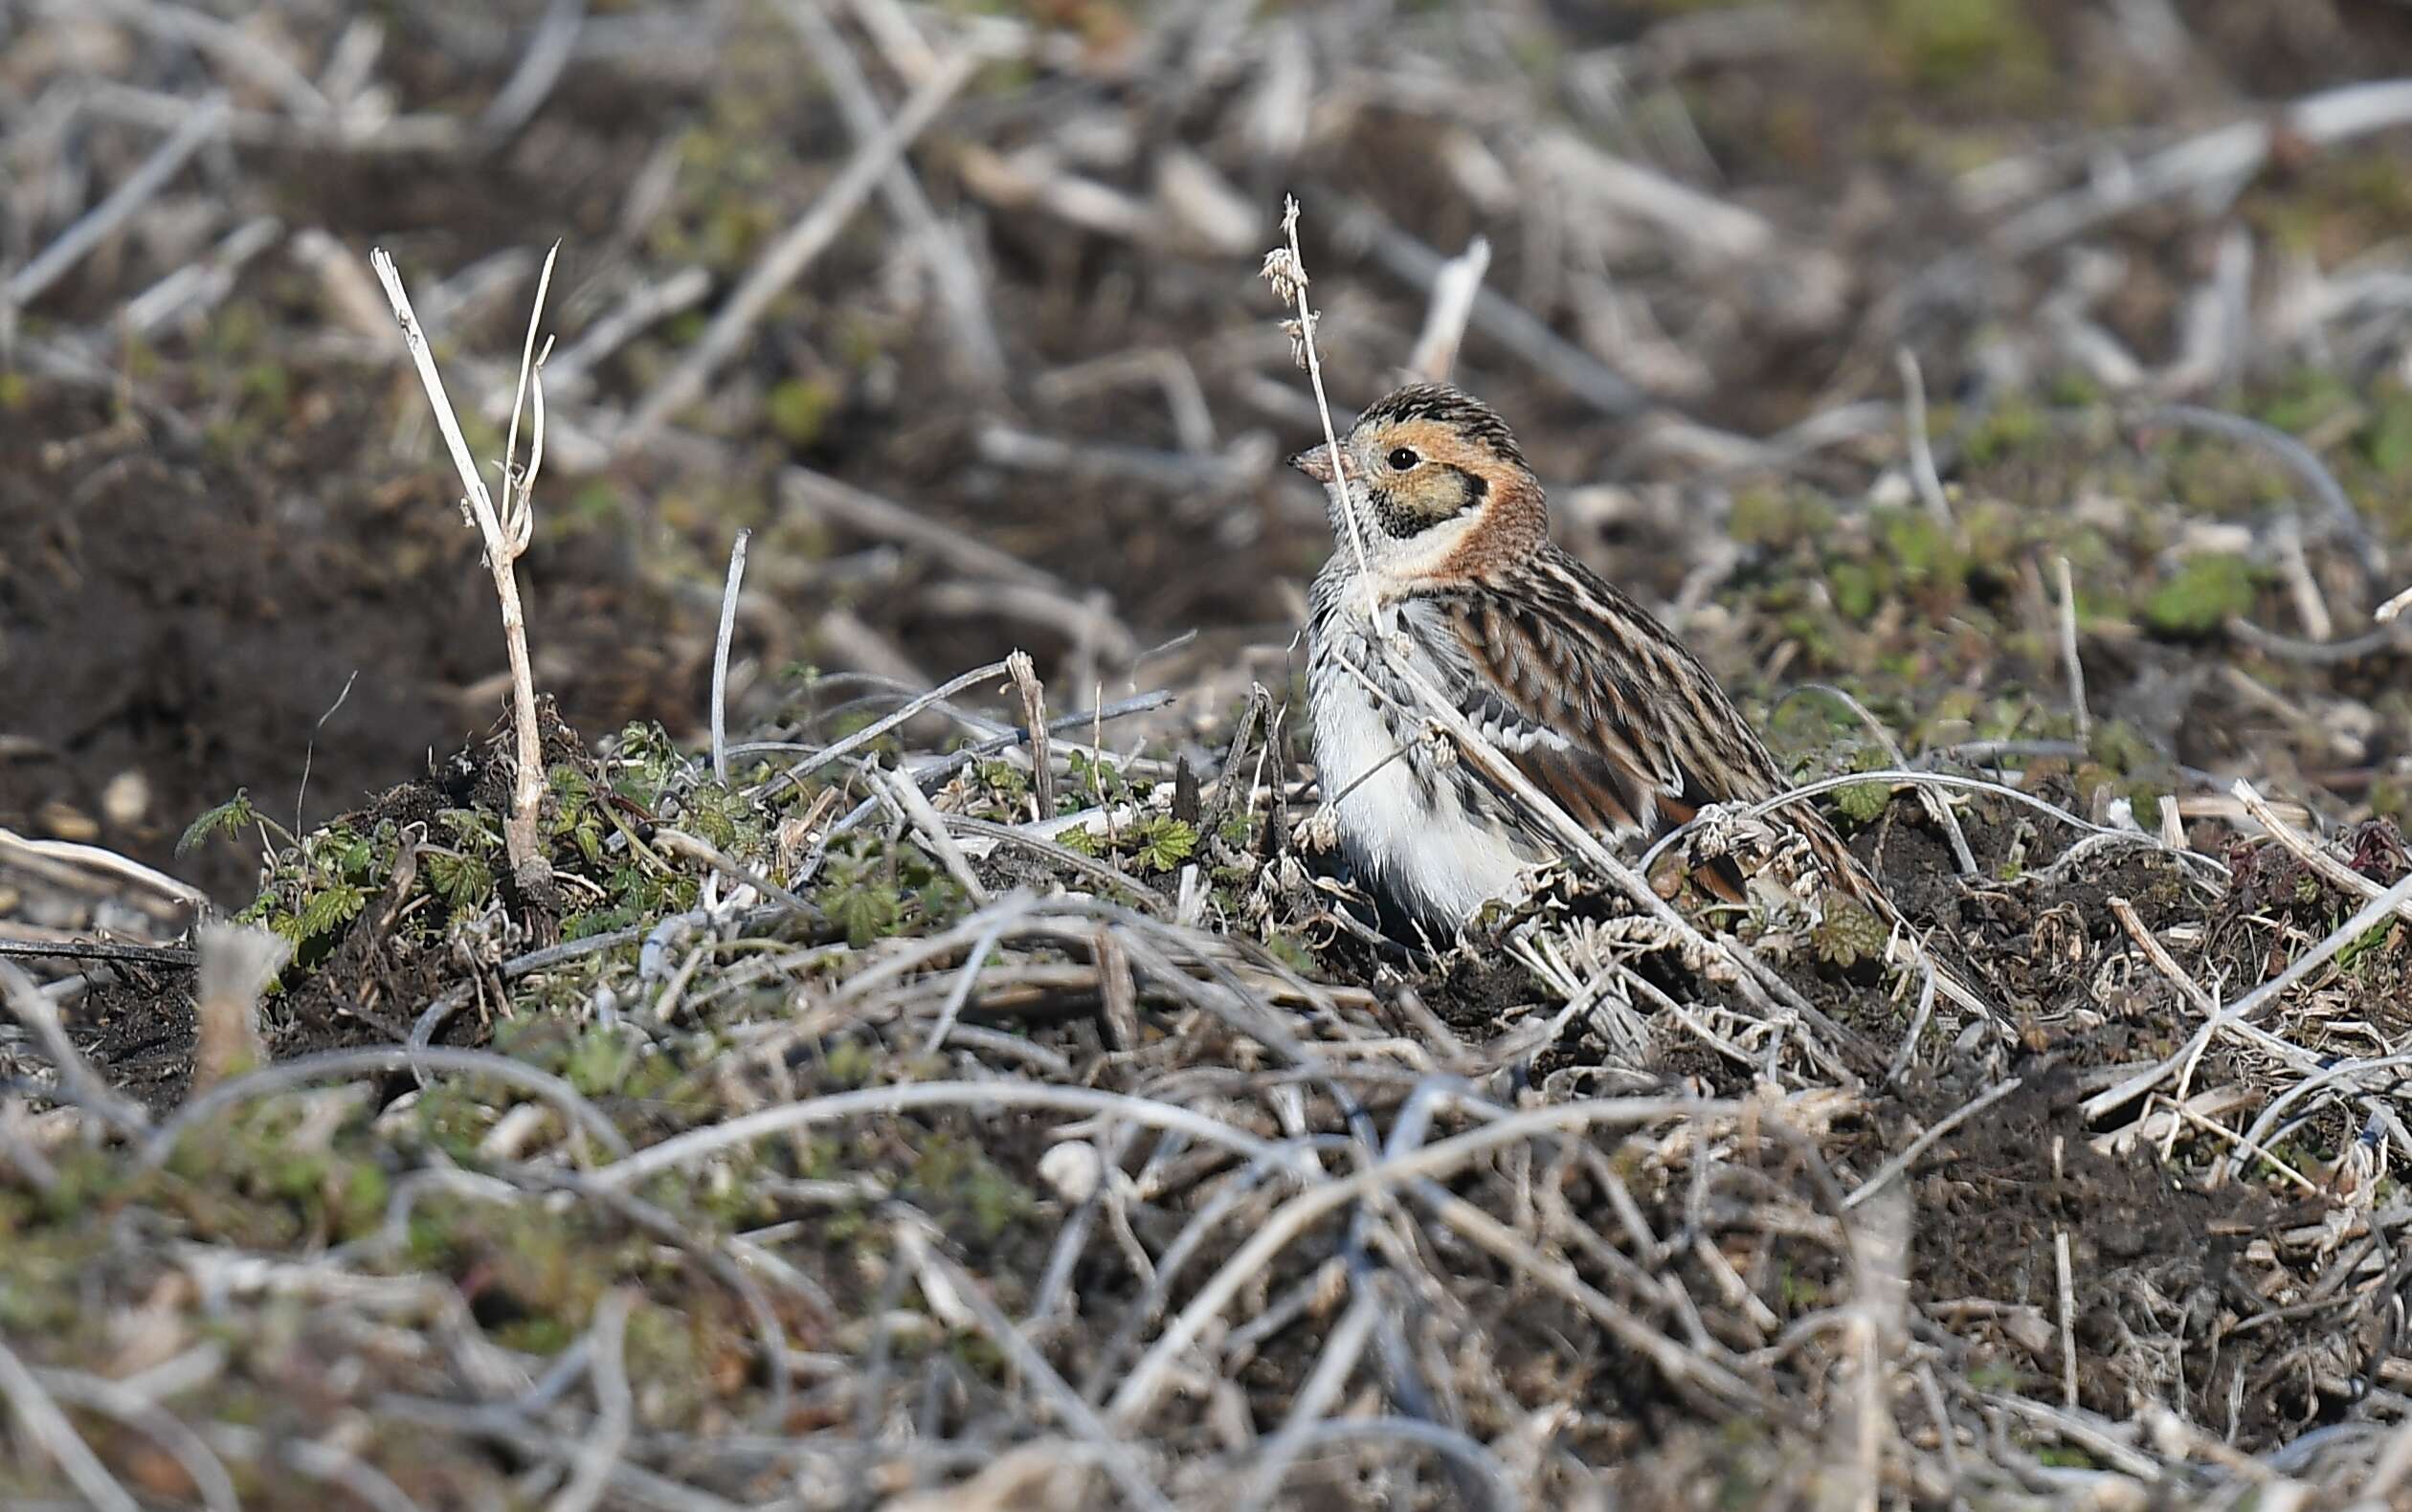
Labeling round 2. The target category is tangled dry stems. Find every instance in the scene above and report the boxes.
[7,658,2409,1507]
[5,2,2412,1509]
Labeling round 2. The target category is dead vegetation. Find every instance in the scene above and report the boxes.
[5,1,2412,1508]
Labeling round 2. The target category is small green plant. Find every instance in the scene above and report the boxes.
[1812,897,1887,968]
[423,850,495,909]
[179,789,288,856]
[1776,1262,1825,1313]
[1125,816,1199,874]
[2335,921,2401,973]
[1827,559,1880,622]
[1064,749,1128,807]
[547,764,609,865]
[822,872,902,946]
[815,833,972,945]
[975,760,1030,806]
[237,819,399,957]
[295,879,368,940]
[2143,554,2259,635]
[1261,931,1317,975]
[682,783,744,849]
[1960,397,2044,465]
[564,1025,640,1098]
[1880,508,1961,589]
[1834,779,1891,825]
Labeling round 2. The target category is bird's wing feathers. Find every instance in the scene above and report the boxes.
[1435,554,1777,845]
[1427,552,1914,921]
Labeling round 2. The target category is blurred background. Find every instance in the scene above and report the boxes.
[7,0,2412,905]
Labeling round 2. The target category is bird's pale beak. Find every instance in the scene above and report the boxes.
[1288,443,1338,483]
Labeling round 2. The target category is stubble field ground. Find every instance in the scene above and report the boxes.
[4,2,2412,1506]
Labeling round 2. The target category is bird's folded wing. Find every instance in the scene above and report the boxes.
[1442,592,1725,843]
[1434,568,1921,931]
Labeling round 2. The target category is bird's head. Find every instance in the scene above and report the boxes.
[1290,382,1545,586]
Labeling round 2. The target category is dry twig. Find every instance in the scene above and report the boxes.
[710,528,752,785]
[371,243,559,895]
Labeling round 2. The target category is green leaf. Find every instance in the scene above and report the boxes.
[1835,781,1890,825]
[438,809,501,855]
[548,762,592,813]
[424,851,494,909]
[1827,560,1880,622]
[2336,920,2400,973]
[177,789,256,856]
[608,862,659,908]
[297,881,367,941]
[825,881,902,945]
[1881,509,1957,583]
[568,817,605,867]
[1130,818,1199,874]
[977,761,1029,801]
[1812,898,1887,967]
[1064,750,1125,803]
[563,907,639,942]
[2143,554,2259,636]
[331,831,376,879]
[686,788,739,848]
[564,1027,636,1097]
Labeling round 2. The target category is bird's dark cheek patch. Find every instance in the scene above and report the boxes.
[1366,470,1485,538]
[1370,490,1427,539]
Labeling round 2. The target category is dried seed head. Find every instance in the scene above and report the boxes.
[1299,805,1340,852]
[1684,801,1744,860]
[1280,314,1316,368]
[1259,247,1308,307]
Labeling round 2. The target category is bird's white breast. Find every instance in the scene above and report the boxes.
[1307,614,1538,926]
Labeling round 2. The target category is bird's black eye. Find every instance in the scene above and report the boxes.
[1386,446,1420,471]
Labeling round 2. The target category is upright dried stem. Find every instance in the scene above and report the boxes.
[370,243,558,894]
[1894,346,1952,526]
[710,527,752,785]
[2054,555,2090,738]
[1266,196,1377,622]
[1406,233,1489,383]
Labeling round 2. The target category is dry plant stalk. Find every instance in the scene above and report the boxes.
[1005,651,1055,820]
[1261,195,1375,611]
[191,923,289,1091]
[2232,777,2412,926]
[1405,233,1489,383]
[370,242,560,895]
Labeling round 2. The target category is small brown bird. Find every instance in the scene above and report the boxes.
[1295,381,1901,932]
